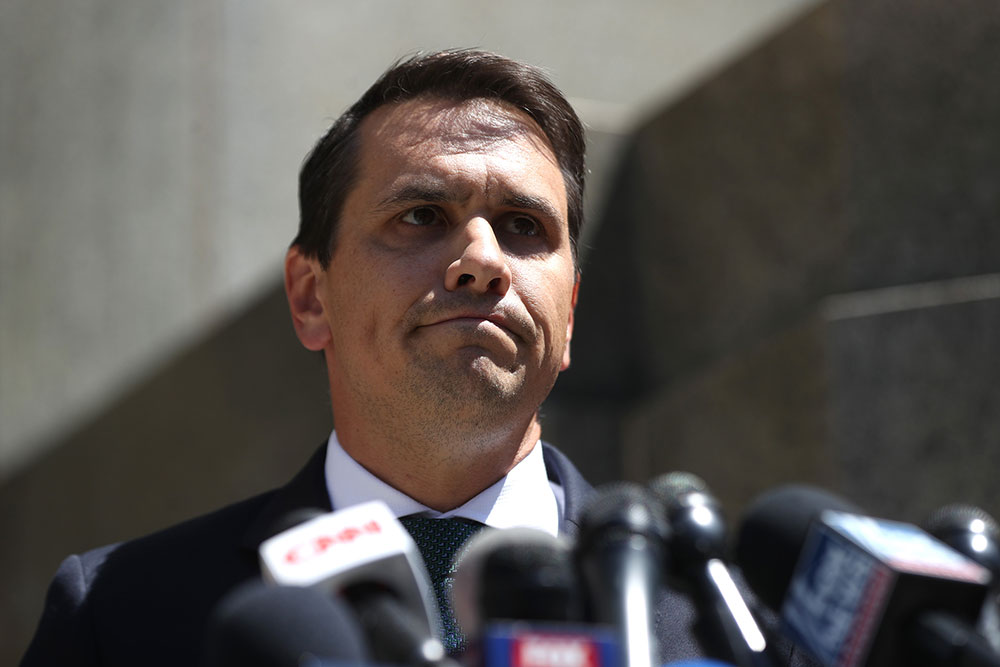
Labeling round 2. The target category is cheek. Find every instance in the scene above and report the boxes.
[518,276,574,344]
[334,282,393,346]
[339,253,435,344]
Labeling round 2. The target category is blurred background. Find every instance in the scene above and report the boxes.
[2,0,998,661]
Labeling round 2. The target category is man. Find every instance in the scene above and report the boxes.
[22,50,766,666]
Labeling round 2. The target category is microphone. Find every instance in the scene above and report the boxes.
[575,482,669,667]
[648,473,774,667]
[201,580,370,667]
[259,500,452,666]
[452,527,619,667]
[925,504,1000,654]
[925,504,1000,581]
[735,485,996,666]
[452,527,582,635]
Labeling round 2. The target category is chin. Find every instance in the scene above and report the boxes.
[408,350,557,412]
[413,357,521,405]
[459,358,524,401]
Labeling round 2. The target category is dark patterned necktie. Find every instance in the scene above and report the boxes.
[399,516,486,654]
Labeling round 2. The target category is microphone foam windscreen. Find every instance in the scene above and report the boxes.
[201,581,370,667]
[452,527,575,638]
[648,472,708,507]
[734,484,861,610]
[577,482,668,547]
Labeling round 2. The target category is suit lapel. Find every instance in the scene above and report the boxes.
[240,442,332,551]
[541,442,595,538]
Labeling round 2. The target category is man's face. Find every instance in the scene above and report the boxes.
[310,96,578,428]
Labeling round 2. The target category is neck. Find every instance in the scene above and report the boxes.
[334,411,542,512]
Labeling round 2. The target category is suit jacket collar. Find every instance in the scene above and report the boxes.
[241,443,331,551]
[540,442,593,538]
[241,440,594,550]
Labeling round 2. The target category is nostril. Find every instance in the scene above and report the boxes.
[487,277,501,290]
[457,274,474,286]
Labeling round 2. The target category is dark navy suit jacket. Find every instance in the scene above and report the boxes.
[21,443,809,666]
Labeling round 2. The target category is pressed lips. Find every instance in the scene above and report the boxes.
[419,307,530,343]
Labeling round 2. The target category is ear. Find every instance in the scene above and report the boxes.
[560,276,580,371]
[284,245,332,352]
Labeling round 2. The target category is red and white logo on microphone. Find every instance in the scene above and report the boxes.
[259,501,413,587]
[283,520,383,564]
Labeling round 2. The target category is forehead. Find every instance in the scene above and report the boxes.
[365,96,552,149]
[352,97,566,209]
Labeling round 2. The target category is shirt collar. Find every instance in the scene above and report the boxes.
[324,430,561,537]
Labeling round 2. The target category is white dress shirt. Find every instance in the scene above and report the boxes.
[323,430,564,537]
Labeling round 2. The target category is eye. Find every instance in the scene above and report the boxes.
[504,214,542,237]
[400,206,444,226]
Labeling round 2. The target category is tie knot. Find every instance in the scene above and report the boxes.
[400,516,485,569]
[399,516,486,654]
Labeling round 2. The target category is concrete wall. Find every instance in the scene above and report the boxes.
[7,0,999,660]
[551,0,1000,522]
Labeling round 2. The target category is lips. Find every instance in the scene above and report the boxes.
[445,312,508,328]
[416,304,531,343]
[430,313,516,338]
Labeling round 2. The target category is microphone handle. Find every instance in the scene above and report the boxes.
[346,584,456,667]
[691,560,777,667]
[579,538,661,667]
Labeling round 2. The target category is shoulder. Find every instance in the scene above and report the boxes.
[20,490,277,667]
[21,441,332,667]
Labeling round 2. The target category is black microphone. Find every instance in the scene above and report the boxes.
[925,504,1000,654]
[925,505,1000,581]
[649,473,774,667]
[575,482,669,667]
[452,527,621,667]
[452,527,582,635]
[735,485,996,666]
[201,580,370,667]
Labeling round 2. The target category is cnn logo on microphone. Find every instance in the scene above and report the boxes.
[283,520,383,564]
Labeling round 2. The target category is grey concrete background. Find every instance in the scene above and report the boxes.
[6,0,1000,662]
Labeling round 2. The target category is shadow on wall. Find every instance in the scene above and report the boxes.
[546,0,1000,522]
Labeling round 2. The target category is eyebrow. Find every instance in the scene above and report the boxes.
[374,184,457,212]
[374,183,563,223]
[499,192,562,223]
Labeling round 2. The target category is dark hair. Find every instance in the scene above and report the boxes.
[294,49,586,266]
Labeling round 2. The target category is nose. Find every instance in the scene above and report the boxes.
[444,217,512,295]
